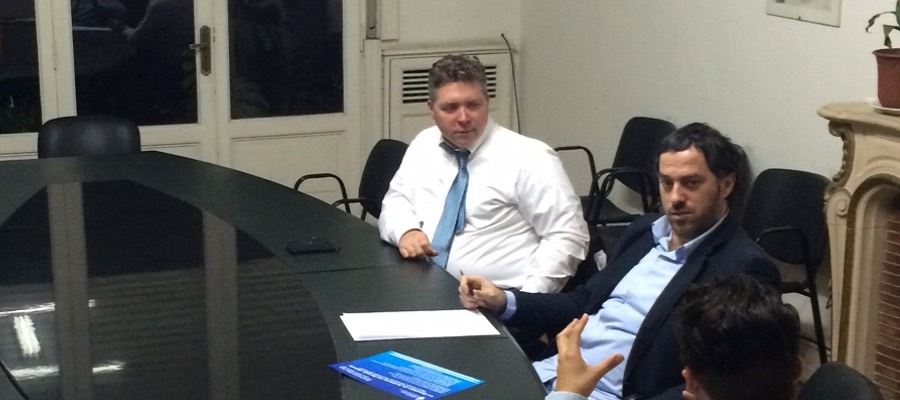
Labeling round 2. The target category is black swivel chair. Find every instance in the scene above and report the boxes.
[742,168,830,365]
[797,362,884,400]
[37,115,141,158]
[294,138,408,220]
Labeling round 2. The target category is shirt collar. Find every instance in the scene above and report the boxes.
[651,210,729,260]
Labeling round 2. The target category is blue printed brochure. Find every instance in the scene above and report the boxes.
[330,351,484,399]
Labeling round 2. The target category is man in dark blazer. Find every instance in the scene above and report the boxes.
[460,123,779,400]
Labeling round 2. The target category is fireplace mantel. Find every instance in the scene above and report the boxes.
[819,102,900,397]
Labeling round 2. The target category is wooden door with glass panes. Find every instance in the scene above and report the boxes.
[0,0,362,188]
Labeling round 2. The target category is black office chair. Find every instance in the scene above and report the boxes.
[742,168,830,365]
[294,138,408,220]
[797,362,883,400]
[571,117,675,257]
[585,117,675,224]
[37,115,141,158]
[554,118,675,289]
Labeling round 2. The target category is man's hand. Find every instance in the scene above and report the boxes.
[555,314,624,397]
[397,229,437,259]
[681,368,700,400]
[458,275,507,313]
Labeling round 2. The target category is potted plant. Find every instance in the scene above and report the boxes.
[867,1,900,108]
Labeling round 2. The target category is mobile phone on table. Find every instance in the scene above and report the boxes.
[286,236,338,255]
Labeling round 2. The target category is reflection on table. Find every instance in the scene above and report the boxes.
[0,152,546,399]
[0,180,337,399]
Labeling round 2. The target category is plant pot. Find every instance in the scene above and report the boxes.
[874,48,900,108]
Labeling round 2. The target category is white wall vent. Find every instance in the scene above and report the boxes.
[400,68,430,104]
[400,65,500,104]
[383,44,514,144]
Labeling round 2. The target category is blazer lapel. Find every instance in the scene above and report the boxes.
[622,217,738,379]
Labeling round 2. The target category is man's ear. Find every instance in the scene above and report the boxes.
[718,172,736,199]
[427,100,435,120]
[790,355,804,382]
[682,367,702,393]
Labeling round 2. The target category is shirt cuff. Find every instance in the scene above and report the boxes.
[499,290,517,320]
[545,392,588,400]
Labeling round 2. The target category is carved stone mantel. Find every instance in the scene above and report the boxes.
[818,102,900,382]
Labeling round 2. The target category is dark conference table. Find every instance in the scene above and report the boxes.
[0,151,546,399]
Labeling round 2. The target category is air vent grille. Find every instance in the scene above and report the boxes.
[401,65,498,104]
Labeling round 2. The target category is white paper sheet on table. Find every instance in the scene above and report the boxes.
[340,309,501,341]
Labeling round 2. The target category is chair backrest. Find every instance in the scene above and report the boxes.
[358,139,408,218]
[796,362,884,400]
[742,168,829,266]
[37,115,141,159]
[610,117,676,192]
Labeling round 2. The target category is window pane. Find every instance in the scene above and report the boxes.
[0,1,42,134]
[72,0,197,126]
[228,0,343,119]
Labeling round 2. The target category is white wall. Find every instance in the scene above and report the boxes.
[394,0,521,45]
[519,1,890,185]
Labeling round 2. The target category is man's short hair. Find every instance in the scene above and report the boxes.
[656,123,751,217]
[676,275,800,400]
[428,54,489,102]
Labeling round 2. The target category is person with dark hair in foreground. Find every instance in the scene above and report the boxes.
[460,123,780,399]
[677,275,801,400]
[547,275,801,400]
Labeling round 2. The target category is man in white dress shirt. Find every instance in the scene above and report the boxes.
[378,54,589,294]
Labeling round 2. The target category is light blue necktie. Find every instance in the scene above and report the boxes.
[431,144,470,268]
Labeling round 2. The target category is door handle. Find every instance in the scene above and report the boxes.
[189,25,212,76]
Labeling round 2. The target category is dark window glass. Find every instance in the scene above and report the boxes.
[72,0,197,125]
[228,0,343,119]
[0,1,42,134]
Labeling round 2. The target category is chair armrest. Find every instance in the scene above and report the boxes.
[553,145,597,179]
[293,173,351,214]
[332,197,380,220]
[588,167,658,215]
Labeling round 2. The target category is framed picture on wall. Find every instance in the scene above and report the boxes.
[766,0,842,27]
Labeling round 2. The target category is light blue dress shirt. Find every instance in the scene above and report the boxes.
[511,214,726,400]
[545,391,588,400]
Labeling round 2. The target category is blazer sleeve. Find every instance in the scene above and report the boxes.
[504,285,593,335]
[504,215,658,335]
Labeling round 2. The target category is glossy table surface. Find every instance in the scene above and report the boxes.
[0,152,545,399]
